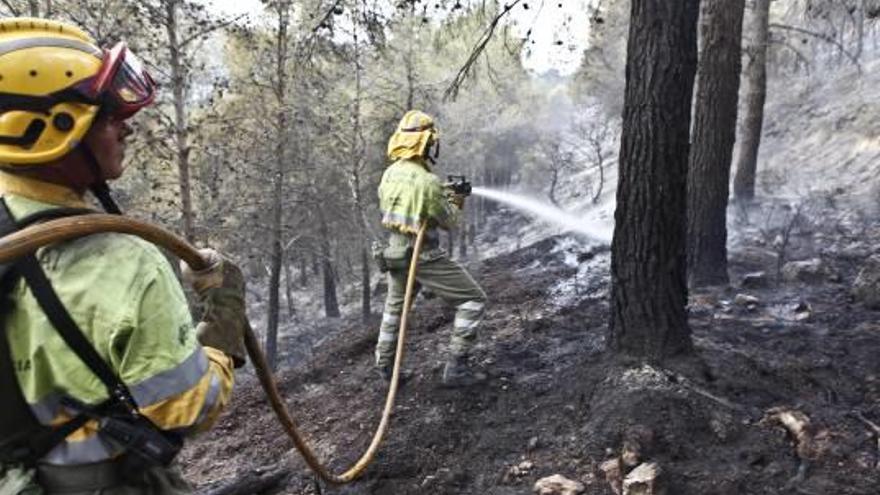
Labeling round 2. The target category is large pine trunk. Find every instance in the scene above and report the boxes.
[609,0,699,361]
[687,0,746,288]
[732,0,770,201]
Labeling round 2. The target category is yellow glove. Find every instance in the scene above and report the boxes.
[181,249,248,367]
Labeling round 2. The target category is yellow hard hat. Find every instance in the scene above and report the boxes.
[387,110,439,161]
[0,18,156,165]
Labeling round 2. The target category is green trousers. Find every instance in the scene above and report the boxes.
[375,246,487,367]
[1,462,192,495]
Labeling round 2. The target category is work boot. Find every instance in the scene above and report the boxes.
[375,364,411,385]
[441,355,487,387]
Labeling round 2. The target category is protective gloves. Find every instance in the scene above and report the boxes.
[181,249,249,368]
[444,187,466,208]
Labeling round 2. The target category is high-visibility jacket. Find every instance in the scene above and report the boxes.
[378,158,460,235]
[0,171,234,468]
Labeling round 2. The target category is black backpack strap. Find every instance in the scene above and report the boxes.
[15,256,139,413]
[0,198,115,465]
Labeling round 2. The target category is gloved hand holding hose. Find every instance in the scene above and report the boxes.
[181,248,249,368]
[0,214,410,484]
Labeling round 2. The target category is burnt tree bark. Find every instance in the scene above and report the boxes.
[687,0,746,287]
[733,0,770,201]
[609,0,699,361]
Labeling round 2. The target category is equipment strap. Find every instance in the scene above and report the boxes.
[16,256,139,413]
[0,198,136,466]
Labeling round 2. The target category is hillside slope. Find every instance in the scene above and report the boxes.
[177,45,880,495]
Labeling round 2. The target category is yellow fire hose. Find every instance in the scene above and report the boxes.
[0,213,428,485]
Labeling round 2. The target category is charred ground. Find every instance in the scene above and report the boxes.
[181,200,880,495]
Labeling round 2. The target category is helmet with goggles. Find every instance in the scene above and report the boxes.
[0,18,156,165]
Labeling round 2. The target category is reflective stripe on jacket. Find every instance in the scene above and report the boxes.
[1,186,234,467]
[378,158,460,234]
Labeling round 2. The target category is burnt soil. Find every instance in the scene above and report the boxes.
[180,204,880,495]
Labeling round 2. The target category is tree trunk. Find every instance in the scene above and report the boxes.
[459,220,468,258]
[591,138,606,204]
[361,247,370,322]
[609,0,699,361]
[164,0,195,242]
[284,258,295,318]
[298,254,308,287]
[856,0,866,61]
[687,0,746,288]
[548,167,560,207]
[732,0,770,202]
[447,229,455,257]
[311,252,320,277]
[318,211,340,318]
[265,1,291,372]
[348,17,372,323]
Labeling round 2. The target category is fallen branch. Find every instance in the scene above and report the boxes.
[761,407,832,484]
[768,23,863,74]
[851,411,880,469]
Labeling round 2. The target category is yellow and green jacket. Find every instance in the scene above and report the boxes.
[0,172,234,467]
[378,158,460,235]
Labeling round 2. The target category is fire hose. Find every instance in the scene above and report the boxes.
[0,213,428,484]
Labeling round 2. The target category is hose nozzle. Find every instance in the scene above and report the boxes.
[445,175,472,197]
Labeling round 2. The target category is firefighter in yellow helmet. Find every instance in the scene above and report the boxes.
[0,18,247,494]
[376,110,488,387]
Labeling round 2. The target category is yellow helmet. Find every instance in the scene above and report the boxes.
[387,110,439,161]
[0,18,156,166]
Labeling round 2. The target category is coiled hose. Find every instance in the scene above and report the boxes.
[0,213,428,484]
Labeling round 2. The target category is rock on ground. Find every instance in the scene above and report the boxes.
[533,474,586,495]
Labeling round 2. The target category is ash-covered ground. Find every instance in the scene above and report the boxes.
[180,197,880,495]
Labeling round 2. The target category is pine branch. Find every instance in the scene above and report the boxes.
[0,1,21,16]
[443,0,523,101]
[179,13,247,49]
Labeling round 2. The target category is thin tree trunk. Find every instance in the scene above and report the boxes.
[447,229,455,257]
[687,0,746,288]
[349,16,372,323]
[856,0,866,60]
[298,253,308,287]
[361,247,370,322]
[164,0,195,242]
[318,211,340,318]
[265,2,291,371]
[459,220,467,258]
[733,0,770,202]
[284,258,295,318]
[548,167,560,207]
[609,0,699,361]
[311,252,320,277]
[591,138,605,204]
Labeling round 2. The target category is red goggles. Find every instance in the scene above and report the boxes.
[76,42,157,119]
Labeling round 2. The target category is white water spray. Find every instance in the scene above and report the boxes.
[472,187,613,243]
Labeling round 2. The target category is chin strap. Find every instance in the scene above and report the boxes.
[80,144,122,215]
